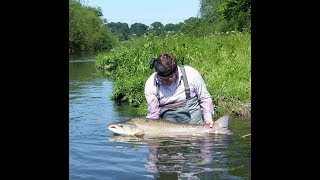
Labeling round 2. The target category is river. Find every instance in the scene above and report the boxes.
[69,54,251,179]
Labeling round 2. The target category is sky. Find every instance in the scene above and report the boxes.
[82,0,201,26]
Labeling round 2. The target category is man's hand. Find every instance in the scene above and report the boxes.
[205,119,214,128]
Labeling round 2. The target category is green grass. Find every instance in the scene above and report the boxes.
[94,31,251,117]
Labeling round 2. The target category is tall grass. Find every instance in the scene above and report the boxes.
[94,31,251,117]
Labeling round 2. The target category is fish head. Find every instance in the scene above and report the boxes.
[107,123,141,136]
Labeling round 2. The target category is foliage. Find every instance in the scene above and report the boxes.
[130,23,149,37]
[150,22,164,36]
[69,0,116,52]
[163,23,183,33]
[107,22,130,41]
[180,18,214,37]
[103,0,251,41]
[218,0,251,31]
[199,0,226,22]
[200,0,251,31]
[94,32,251,117]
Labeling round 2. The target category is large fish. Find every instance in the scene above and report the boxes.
[107,115,233,137]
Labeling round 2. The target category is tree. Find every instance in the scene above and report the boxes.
[69,0,116,51]
[218,0,251,31]
[107,22,130,41]
[150,22,164,36]
[200,0,227,23]
[130,23,148,37]
[199,0,251,32]
[180,17,212,37]
[163,23,182,33]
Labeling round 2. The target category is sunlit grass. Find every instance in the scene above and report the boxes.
[94,31,251,117]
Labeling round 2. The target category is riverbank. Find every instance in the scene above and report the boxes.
[217,101,251,117]
[94,31,251,117]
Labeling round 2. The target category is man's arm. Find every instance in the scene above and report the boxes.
[191,68,215,127]
[145,75,160,119]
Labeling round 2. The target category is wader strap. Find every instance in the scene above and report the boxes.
[156,82,160,101]
[180,66,191,99]
[156,66,191,101]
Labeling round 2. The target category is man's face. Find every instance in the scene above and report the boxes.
[157,69,177,85]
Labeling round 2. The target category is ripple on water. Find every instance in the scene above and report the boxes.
[69,60,251,180]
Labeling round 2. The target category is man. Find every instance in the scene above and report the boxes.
[144,53,214,127]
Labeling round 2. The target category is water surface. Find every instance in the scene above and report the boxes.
[69,56,251,179]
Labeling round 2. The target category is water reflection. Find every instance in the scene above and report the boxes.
[69,51,98,60]
[108,134,237,179]
[70,57,251,179]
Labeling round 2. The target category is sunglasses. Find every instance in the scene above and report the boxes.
[157,69,177,83]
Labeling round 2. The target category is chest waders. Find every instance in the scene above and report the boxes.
[156,66,203,124]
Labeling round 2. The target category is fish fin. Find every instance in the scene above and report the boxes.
[213,114,233,135]
[134,130,144,138]
[214,115,230,128]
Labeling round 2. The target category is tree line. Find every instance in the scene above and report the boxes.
[69,0,116,52]
[69,0,250,52]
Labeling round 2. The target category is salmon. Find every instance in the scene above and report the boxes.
[107,115,233,137]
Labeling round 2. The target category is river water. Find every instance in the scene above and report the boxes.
[69,55,251,179]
